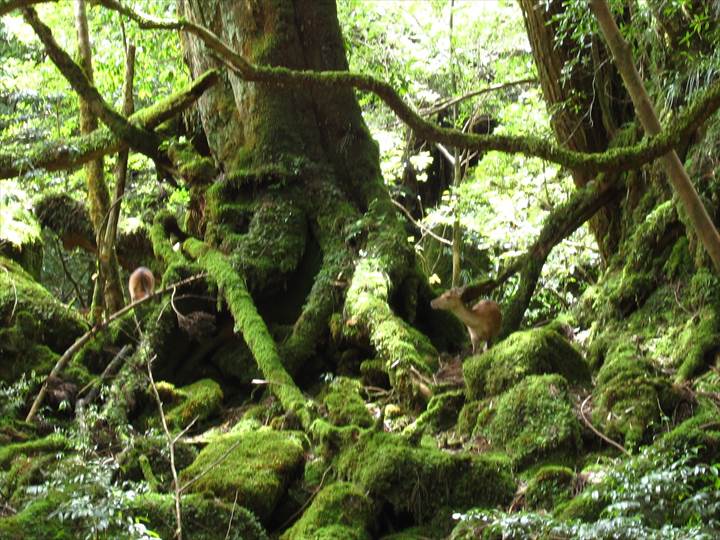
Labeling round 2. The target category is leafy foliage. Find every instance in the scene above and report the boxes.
[451,446,720,539]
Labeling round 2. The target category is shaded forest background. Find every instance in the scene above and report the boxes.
[1,0,720,539]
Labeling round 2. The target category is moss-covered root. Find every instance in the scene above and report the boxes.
[338,431,515,525]
[463,326,590,400]
[280,482,374,540]
[345,257,438,401]
[193,246,315,429]
[179,428,305,522]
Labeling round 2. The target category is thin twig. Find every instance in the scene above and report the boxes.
[224,490,239,540]
[390,199,452,246]
[146,355,183,540]
[579,395,630,456]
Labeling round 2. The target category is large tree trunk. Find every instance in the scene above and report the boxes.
[518,0,634,261]
[173,0,436,406]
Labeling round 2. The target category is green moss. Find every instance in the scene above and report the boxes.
[338,431,514,523]
[128,492,268,540]
[663,237,692,280]
[0,256,88,382]
[0,433,67,468]
[118,434,197,489]
[655,407,720,462]
[524,465,575,511]
[673,304,720,382]
[456,399,485,436]
[554,488,609,522]
[280,482,373,540]
[0,493,78,539]
[592,342,678,449]
[180,428,305,521]
[478,375,582,468]
[322,377,373,428]
[463,327,590,400]
[159,378,224,429]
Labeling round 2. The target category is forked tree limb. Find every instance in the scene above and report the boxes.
[93,0,720,176]
[0,70,218,179]
[25,273,207,423]
[590,0,720,273]
[459,179,623,335]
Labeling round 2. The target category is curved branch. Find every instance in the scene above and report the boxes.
[460,179,623,336]
[0,70,219,179]
[21,7,170,168]
[0,0,55,16]
[95,0,720,175]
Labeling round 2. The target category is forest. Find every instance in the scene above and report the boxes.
[1,0,720,538]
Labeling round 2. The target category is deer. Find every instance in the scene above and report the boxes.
[430,287,502,353]
[128,267,155,303]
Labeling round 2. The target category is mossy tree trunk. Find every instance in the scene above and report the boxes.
[74,0,124,318]
[171,0,437,409]
[518,0,634,262]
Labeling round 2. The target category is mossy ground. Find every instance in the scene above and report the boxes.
[280,482,373,540]
[155,378,224,429]
[337,431,515,525]
[0,256,87,382]
[473,374,582,468]
[321,376,373,428]
[180,427,306,521]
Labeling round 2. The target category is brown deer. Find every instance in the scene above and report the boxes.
[431,287,502,353]
[128,267,155,303]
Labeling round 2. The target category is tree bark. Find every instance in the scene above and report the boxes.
[74,0,116,321]
[590,0,720,273]
[518,0,630,260]
[101,42,136,313]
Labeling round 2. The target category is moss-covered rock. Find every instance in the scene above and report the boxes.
[0,433,67,469]
[280,482,373,540]
[463,327,589,400]
[524,465,576,511]
[128,492,268,540]
[156,378,224,429]
[322,377,373,428]
[592,342,679,449]
[337,431,514,524]
[476,374,582,468]
[180,428,305,521]
[0,256,87,382]
[0,493,78,539]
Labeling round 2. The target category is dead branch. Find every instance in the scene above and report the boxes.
[25,273,207,422]
[146,355,183,540]
[580,394,630,456]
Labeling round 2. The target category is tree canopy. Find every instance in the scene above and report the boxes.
[1,1,720,539]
